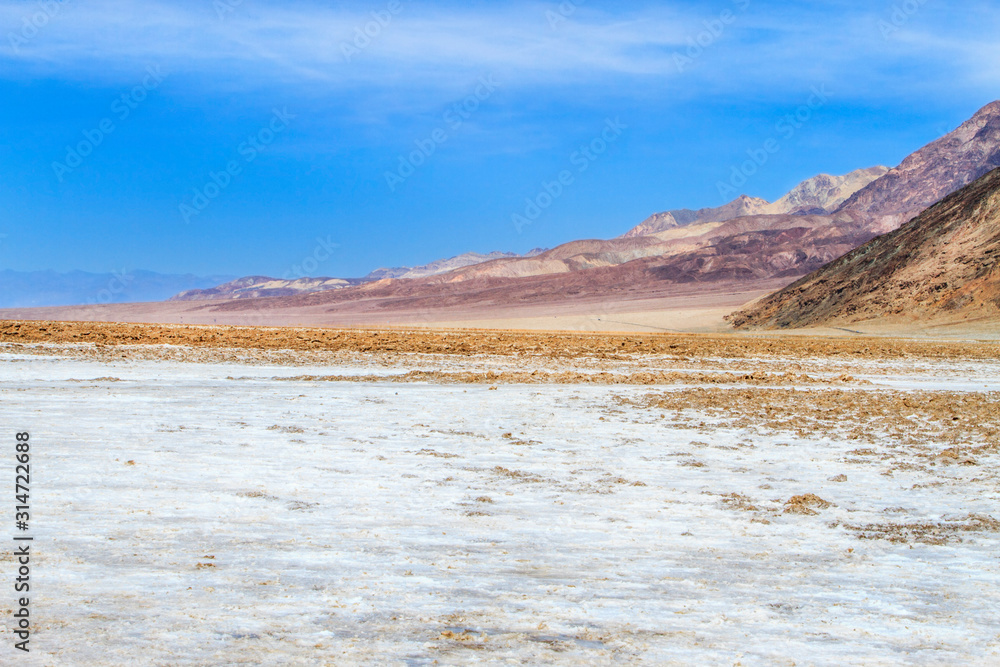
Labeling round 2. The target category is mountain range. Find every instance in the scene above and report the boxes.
[621,167,889,237]
[4,101,999,330]
[364,249,548,281]
[172,250,550,301]
[730,166,1000,329]
[174,101,1000,307]
[173,167,893,301]
[405,101,1000,287]
[0,270,235,309]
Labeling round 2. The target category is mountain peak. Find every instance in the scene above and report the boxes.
[836,101,1000,224]
[770,167,890,215]
[622,167,886,238]
[971,100,1000,120]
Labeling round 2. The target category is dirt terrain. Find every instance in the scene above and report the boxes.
[3,319,999,361]
[0,279,780,332]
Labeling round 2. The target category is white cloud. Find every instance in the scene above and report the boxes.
[1,0,997,102]
[0,1,691,86]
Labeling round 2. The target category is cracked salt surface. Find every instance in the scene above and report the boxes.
[1,350,998,665]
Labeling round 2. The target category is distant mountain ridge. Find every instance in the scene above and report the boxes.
[171,276,362,302]
[623,194,773,238]
[622,167,888,237]
[364,249,547,281]
[170,249,549,301]
[772,168,891,214]
[0,270,235,308]
[730,167,1000,329]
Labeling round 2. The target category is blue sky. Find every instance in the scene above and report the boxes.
[0,0,998,279]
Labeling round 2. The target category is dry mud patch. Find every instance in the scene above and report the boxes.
[621,386,1000,546]
[3,319,1000,361]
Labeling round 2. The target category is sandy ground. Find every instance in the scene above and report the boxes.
[1,325,998,665]
[416,305,735,334]
[0,283,781,333]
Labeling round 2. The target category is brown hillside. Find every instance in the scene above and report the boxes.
[730,168,1000,329]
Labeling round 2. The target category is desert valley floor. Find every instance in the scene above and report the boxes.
[1,323,998,665]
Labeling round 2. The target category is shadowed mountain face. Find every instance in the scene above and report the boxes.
[730,168,1000,329]
[836,101,1000,226]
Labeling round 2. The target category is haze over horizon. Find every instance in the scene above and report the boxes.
[2,0,998,280]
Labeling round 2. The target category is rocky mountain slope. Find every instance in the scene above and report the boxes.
[730,168,1000,329]
[836,101,1000,226]
[622,167,887,237]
